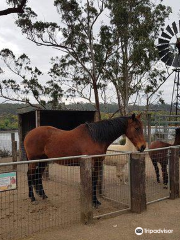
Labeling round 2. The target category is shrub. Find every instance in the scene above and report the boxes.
[0,148,11,158]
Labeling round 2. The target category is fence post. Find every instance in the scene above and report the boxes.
[35,110,49,180]
[12,141,17,170]
[80,157,93,224]
[169,146,179,199]
[11,133,17,170]
[147,113,151,148]
[18,114,23,161]
[11,132,15,150]
[130,152,146,213]
[35,110,40,127]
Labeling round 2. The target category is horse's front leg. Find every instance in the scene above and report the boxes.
[92,159,102,207]
[27,163,36,202]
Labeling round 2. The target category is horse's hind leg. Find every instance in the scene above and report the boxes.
[152,160,160,183]
[161,162,168,188]
[27,163,36,202]
[34,162,48,199]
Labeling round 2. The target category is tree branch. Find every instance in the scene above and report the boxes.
[0,0,27,16]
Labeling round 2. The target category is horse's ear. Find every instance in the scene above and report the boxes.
[131,113,136,121]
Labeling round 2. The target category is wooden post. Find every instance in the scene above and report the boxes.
[12,141,17,170]
[130,153,147,213]
[80,157,93,224]
[147,113,151,148]
[11,132,15,151]
[18,114,23,161]
[35,110,40,127]
[36,110,49,180]
[169,146,179,199]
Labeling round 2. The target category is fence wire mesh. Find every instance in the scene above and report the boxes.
[0,159,81,240]
[0,152,131,240]
[93,152,130,218]
[145,149,170,204]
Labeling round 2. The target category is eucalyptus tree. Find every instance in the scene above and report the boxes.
[15,0,115,120]
[1,0,172,117]
[0,49,63,109]
[103,0,171,115]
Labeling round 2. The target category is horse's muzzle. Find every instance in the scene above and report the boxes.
[139,145,146,152]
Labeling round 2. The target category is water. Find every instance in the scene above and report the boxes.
[0,131,19,152]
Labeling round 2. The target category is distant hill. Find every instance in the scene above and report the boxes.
[0,102,175,115]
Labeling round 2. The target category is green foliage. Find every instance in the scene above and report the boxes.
[0,114,18,130]
[104,0,172,114]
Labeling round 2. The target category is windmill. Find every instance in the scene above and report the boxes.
[157,20,180,114]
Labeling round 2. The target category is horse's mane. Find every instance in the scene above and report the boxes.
[85,116,130,143]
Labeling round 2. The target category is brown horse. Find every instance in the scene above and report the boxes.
[24,113,146,206]
[149,128,180,188]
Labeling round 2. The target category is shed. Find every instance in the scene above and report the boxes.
[18,109,96,161]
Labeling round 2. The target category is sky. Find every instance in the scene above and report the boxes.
[0,0,180,106]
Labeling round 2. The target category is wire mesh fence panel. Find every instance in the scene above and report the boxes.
[145,149,170,204]
[153,115,180,143]
[0,159,81,240]
[93,153,130,218]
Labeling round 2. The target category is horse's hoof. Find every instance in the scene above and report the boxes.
[93,200,101,208]
[42,194,48,199]
[163,185,168,189]
[31,197,36,202]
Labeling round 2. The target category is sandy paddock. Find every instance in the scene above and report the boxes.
[0,154,172,240]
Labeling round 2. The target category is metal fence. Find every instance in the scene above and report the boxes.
[144,114,180,146]
[145,149,170,204]
[0,146,179,240]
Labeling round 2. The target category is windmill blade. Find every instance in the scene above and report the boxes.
[161,53,169,64]
[157,44,169,52]
[166,53,174,66]
[172,54,180,68]
[172,21,178,35]
[166,25,174,36]
[161,31,171,40]
[159,49,170,58]
[158,38,170,45]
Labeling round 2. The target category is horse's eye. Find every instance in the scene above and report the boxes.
[135,127,140,131]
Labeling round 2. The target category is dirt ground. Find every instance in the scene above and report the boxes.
[0,154,176,240]
[20,198,180,240]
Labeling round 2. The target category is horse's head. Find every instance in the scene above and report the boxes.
[125,113,146,152]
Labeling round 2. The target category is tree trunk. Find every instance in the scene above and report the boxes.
[93,79,101,121]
